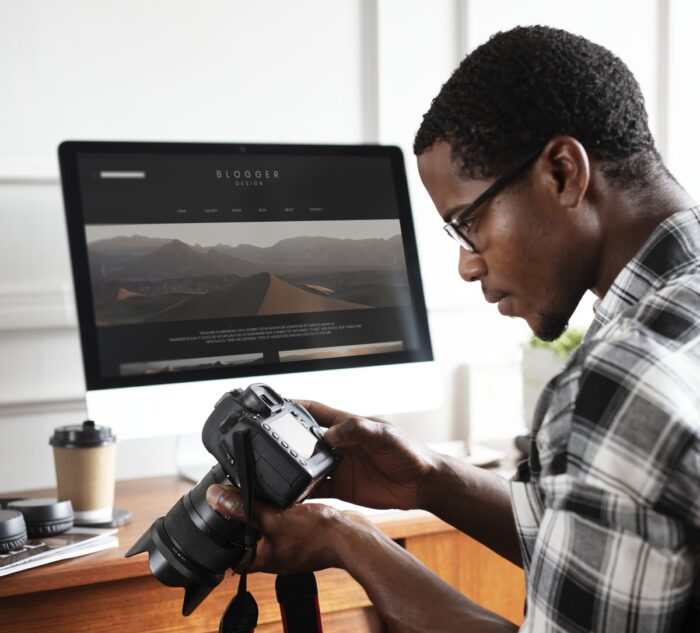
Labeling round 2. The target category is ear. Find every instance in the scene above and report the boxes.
[540,136,590,208]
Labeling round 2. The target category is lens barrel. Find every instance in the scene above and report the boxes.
[125,465,245,615]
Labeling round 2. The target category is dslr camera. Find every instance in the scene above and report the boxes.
[126,383,340,615]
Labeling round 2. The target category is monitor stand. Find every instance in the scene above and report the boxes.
[174,433,216,483]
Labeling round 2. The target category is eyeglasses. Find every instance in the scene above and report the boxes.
[443,147,543,253]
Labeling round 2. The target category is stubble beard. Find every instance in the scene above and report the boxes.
[533,312,570,342]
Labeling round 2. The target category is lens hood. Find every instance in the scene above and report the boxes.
[127,516,224,615]
[125,465,246,615]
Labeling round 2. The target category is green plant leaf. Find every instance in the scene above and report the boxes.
[528,327,585,358]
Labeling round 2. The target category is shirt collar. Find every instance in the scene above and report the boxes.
[588,206,700,340]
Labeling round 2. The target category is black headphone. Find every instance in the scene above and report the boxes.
[0,498,74,553]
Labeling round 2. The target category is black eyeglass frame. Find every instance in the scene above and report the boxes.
[443,147,544,252]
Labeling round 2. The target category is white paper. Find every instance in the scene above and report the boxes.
[0,527,118,577]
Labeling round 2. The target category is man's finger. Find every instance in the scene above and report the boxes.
[294,399,359,429]
[307,476,335,499]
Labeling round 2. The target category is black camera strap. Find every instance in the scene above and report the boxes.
[276,573,324,633]
[219,579,258,633]
[233,429,257,573]
[220,430,258,633]
[220,430,325,633]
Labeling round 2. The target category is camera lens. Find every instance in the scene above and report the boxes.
[126,465,246,615]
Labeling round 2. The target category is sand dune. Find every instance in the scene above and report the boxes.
[259,275,368,314]
[304,284,334,295]
[144,273,271,321]
[116,288,144,300]
[99,272,370,324]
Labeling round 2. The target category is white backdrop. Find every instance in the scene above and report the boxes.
[0,0,692,491]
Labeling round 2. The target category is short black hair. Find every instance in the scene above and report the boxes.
[414,25,663,188]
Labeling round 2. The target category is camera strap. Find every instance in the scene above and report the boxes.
[233,429,257,573]
[219,577,258,633]
[276,573,324,633]
[220,430,258,633]
[220,430,325,633]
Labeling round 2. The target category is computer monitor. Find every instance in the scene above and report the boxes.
[58,141,440,470]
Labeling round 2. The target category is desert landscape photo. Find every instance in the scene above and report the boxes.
[119,352,265,376]
[86,220,411,326]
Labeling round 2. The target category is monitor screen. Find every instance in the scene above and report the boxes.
[59,142,433,405]
[59,141,439,462]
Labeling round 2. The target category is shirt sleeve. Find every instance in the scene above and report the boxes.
[515,325,700,632]
[518,480,695,632]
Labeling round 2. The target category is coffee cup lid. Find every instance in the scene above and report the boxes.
[50,420,116,448]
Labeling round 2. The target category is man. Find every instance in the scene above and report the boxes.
[208,26,700,631]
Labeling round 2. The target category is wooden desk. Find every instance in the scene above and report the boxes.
[0,476,525,632]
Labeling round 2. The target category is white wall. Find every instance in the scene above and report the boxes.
[0,0,691,492]
[0,0,371,491]
[667,0,700,202]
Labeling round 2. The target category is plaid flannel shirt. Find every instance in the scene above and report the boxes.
[511,207,700,632]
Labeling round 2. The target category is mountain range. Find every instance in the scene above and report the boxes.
[89,234,406,281]
[94,272,369,325]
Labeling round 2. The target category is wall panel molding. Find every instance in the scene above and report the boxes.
[0,395,86,418]
[360,0,380,142]
[0,175,59,185]
[655,0,671,161]
[0,160,59,183]
[455,0,470,58]
[0,285,76,331]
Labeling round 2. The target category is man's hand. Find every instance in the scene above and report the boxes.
[299,400,522,567]
[206,484,517,633]
[298,400,440,511]
[206,483,364,575]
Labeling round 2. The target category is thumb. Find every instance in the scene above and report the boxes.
[206,483,246,521]
[207,483,278,533]
[324,416,392,449]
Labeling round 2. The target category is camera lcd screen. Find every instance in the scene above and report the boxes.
[269,413,318,459]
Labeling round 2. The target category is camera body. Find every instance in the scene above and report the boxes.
[203,383,338,508]
[126,383,340,616]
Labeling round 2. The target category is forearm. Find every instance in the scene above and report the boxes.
[420,454,522,567]
[334,514,517,633]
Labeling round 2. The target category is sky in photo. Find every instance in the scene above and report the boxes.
[86,219,401,248]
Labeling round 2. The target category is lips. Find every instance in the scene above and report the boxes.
[483,288,515,316]
[483,289,507,305]
[497,296,514,316]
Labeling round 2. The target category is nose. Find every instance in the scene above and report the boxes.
[457,247,486,282]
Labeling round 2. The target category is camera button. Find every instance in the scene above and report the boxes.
[298,458,307,466]
[281,441,289,448]
[310,426,326,440]
[272,432,279,440]
[290,449,298,457]
[263,423,271,431]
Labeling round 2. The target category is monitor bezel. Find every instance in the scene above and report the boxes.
[58,140,433,392]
